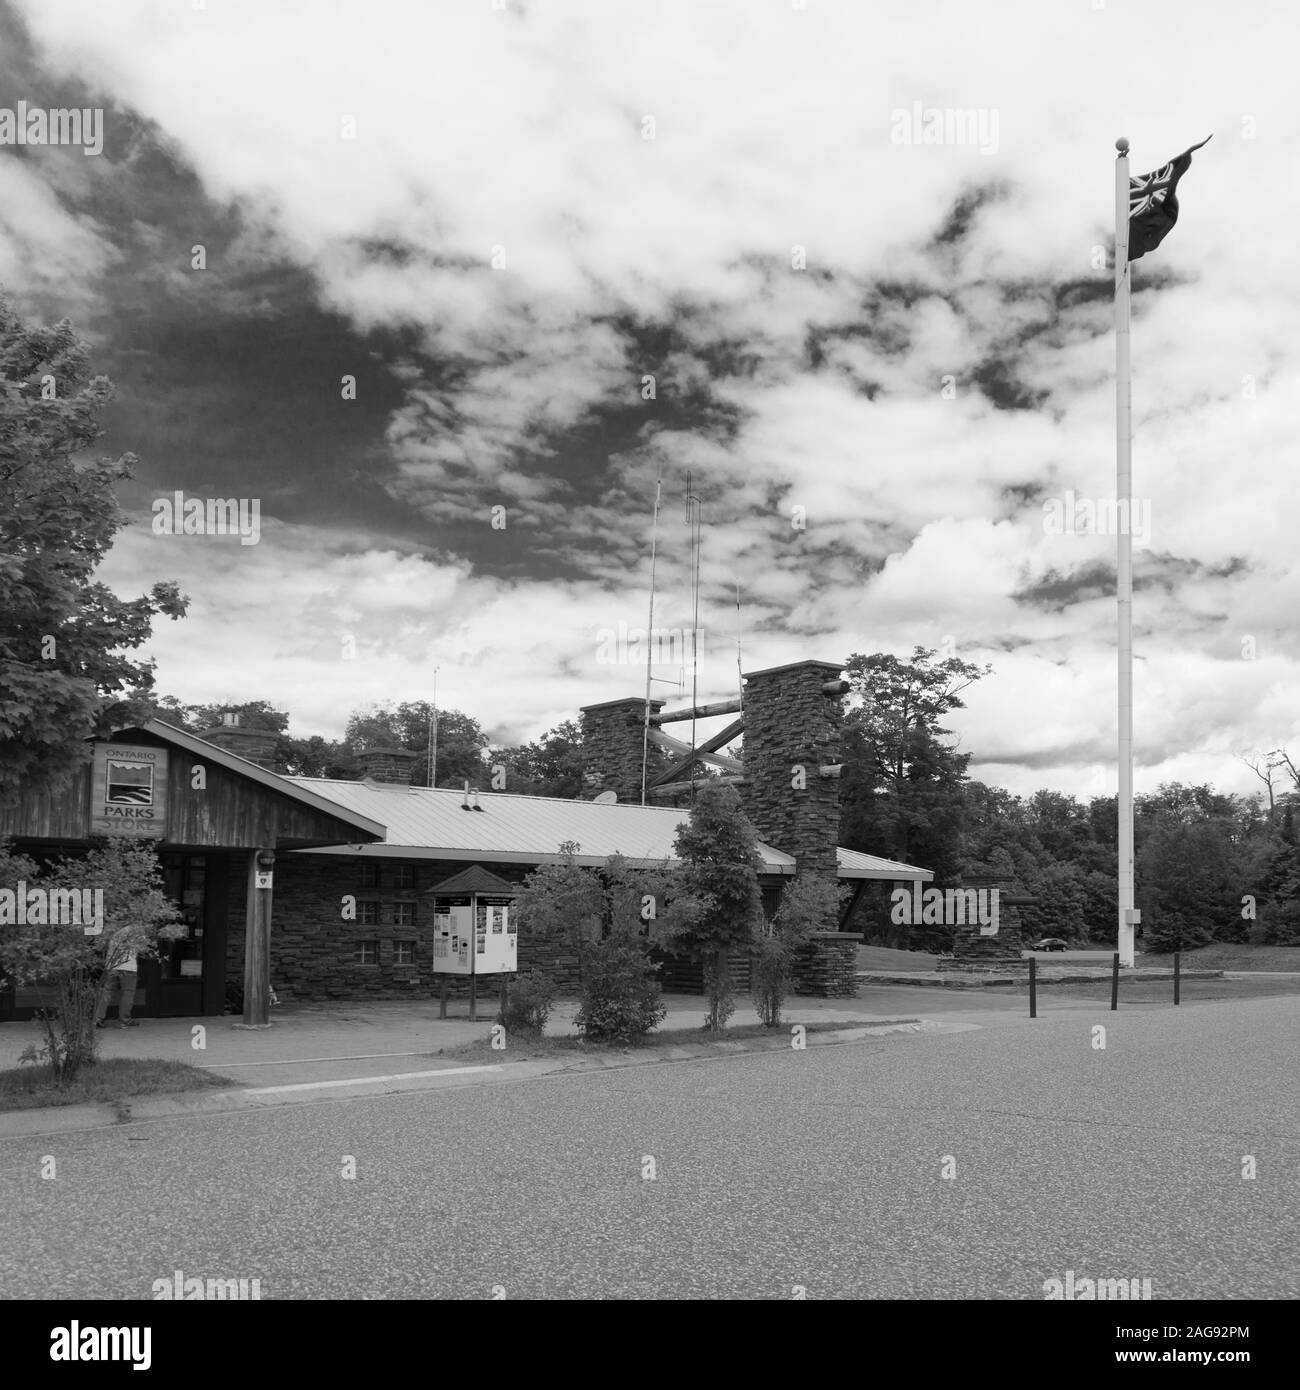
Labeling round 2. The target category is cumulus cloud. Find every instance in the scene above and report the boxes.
[6,0,1299,798]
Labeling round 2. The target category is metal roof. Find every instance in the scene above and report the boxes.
[140,721,387,840]
[838,847,934,882]
[286,779,931,880]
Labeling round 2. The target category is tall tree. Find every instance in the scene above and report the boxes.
[661,783,764,1034]
[841,646,989,878]
[495,719,585,798]
[1138,818,1241,952]
[0,299,188,805]
[344,700,488,787]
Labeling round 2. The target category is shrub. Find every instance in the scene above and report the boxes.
[0,837,183,1083]
[498,969,555,1036]
[574,933,666,1044]
[659,784,765,1035]
[1263,900,1300,945]
[751,875,846,1029]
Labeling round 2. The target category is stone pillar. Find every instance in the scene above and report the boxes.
[356,747,418,785]
[741,661,849,999]
[791,931,863,997]
[579,697,667,802]
[739,660,846,885]
[936,873,1035,973]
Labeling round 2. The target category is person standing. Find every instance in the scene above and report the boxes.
[95,923,148,1028]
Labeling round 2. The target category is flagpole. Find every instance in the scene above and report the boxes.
[1115,136,1136,968]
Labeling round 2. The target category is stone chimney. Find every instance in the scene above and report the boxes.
[356,746,418,785]
[579,697,667,801]
[739,660,846,885]
[197,710,280,769]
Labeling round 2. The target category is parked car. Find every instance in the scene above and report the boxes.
[1031,937,1069,952]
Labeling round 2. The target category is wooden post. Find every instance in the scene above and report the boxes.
[499,975,508,1020]
[1110,951,1120,1012]
[240,849,273,1029]
[1173,950,1180,1006]
[439,975,448,1020]
[1029,955,1037,1018]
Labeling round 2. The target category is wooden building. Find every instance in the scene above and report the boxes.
[0,720,383,1022]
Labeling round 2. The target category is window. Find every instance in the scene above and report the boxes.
[391,902,415,927]
[393,863,415,892]
[358,901,380,926]
[356,941,379,965]
[394,941,416,965]
[358,862,379,891]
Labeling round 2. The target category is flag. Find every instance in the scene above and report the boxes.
[1127,136,1211,261]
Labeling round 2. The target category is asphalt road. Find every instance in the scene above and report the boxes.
[1,994,1294,1300]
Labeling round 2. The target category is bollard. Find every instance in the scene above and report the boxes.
[1174,950,1180,1006]
[1029,955,1037,1018]
[1110,951,1119,1012]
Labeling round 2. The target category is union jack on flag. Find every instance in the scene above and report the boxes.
[1127,136,1211,262]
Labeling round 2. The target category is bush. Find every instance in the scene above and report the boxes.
[498,969,555,1036]
[574,933,666,1044]
[751,875,846,1029]
[1263,900,1300,945]
[750,934,790,1029]
[0,837,183,1083]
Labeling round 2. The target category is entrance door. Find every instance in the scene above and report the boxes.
[154,854,207,1016]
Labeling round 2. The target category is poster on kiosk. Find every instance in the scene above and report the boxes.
[432,895,517,976]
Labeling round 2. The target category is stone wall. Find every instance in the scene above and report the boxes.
[791,932,862,997]
[225,855,537,1001]
[579,697,667,802]
[935,874,1034,973]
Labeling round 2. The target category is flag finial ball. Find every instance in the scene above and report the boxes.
[1115,136,1130,154]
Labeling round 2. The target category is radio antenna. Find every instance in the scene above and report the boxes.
[686,471,702,800]
[640,462,664,806]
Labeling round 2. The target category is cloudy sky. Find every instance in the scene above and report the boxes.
[3,0,1297,802]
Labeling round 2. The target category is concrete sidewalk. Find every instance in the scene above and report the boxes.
[0,992,947,1086]
[0,987,1099,1139]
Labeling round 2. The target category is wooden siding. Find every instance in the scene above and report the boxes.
[0,759,93,842]
[0,733,378,850]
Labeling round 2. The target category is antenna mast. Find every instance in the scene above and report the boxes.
[686,471,702,800]
[640,464,664,806]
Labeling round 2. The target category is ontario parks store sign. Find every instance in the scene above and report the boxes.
[89,744,169,837]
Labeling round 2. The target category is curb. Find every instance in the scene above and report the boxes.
[0,1019,930,1139]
